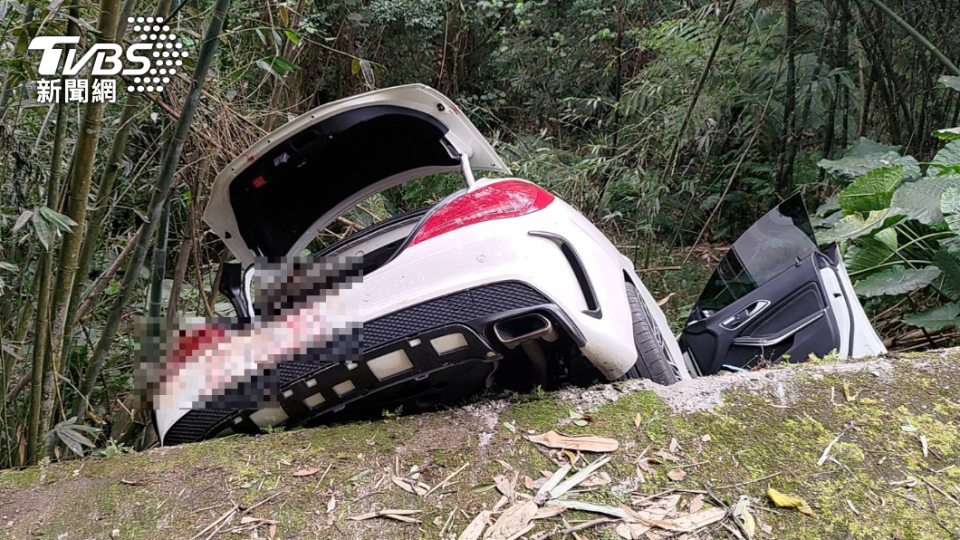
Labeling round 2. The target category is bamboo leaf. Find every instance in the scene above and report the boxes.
[256,59,282,79]
[12,209,32,232]
[839,166,903,214]
[38,206,78,232]
[853,265,941,298]
[31,210,52,250]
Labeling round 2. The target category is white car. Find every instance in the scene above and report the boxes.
[155,84,885,445]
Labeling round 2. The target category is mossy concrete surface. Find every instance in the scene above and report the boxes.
[1,348,959,539]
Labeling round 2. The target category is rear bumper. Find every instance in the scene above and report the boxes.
[160,281,579,445]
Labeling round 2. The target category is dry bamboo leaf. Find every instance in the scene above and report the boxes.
[666,469,687,482]
[483,501,538,540]
[767,487,814,515]
[689,494,704,513]
[523,476,535,490]
[527,431,618,453]
[615,495,680,538]
[494,474,514,500]
[533,506,567,520]
[647,506,726,532]
[292,468,320,477]
[655,450,681,462]
[741,508,756,539]
[668,438,680,453]
[326,496,336,514]
[580,471,612,488]
[634,413,642,429]
[458,511,492,540]
[392,476,417,494]
[701,434,711,443]
[546,499,632,520]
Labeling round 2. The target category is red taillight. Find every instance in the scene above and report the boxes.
[408,180,554,246]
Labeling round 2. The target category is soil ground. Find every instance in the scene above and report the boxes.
[1,348,959,540]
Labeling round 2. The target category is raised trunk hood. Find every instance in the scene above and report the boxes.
[203,85,510,265]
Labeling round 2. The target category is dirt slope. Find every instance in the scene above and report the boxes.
[1,349,959,540]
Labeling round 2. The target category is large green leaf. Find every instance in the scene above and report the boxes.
[943,187,960,236]
[839,166,903,214]
[890,175,960,224]
[930,141,960,175]
[845,137,901,157]
[933,249,960,301]
[940,75,960,92]
[901,302,960,331]
[933,127,960,141]
[844,237,896,274]
[817,209,903,245]
[819,152,919,180]
[853,265,941,298]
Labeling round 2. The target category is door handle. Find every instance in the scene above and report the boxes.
[732,310,825,347]
[719,300,770,330]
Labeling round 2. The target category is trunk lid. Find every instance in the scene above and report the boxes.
[203,85,510,265]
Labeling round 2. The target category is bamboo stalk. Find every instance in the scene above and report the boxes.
[71,0,234,420]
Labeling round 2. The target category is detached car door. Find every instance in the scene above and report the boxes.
[680,195,885,376]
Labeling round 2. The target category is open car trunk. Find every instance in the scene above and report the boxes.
[203,84,510,266]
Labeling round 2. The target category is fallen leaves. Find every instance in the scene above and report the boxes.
[526,431,619,453]
[292,467,321,477]
[484,500,538,540]
[767,487,814,515]
[458,511,492,540]
[666,468,687,482]
[348,509,422,523]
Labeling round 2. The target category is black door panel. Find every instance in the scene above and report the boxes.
[682,253,839,374]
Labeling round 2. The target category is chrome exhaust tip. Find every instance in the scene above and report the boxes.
[493,314,557,349]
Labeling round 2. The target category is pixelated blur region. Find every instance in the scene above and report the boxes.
[137,256,362,444]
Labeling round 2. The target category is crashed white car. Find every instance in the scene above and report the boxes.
[155,85,885,445]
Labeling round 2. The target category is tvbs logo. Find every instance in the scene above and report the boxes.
[29,16,186,103]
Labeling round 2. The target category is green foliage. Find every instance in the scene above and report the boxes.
[943,187,960,235]
[838,166,903,213]
[891,175,960,224]
[901,303,960,331]
[49,417,99,457]
[818,130,960,328]
[853,265,941,298]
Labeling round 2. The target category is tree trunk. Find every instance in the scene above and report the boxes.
[72,0,234,420]
[777,0,798,191]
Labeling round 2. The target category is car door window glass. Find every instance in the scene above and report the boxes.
[694,195,817,316]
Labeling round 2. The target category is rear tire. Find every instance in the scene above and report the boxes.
[622,282,678,385]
